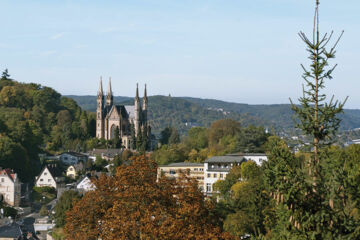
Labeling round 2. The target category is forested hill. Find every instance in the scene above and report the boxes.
[68,95,360,134]
[0,73,95,181]
[67,95,266,136]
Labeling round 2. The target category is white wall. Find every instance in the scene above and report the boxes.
[36,168,57,189]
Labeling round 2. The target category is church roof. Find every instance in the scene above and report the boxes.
[124,105,135,119]
[106,105,128,119]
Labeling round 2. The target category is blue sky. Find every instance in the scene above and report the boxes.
[1,0,359,108]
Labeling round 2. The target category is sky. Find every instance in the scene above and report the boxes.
[0,0,359,108]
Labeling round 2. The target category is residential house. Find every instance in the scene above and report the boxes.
[76,176,95,193]
[35,165,64,189]
[58,152,88,166]
[204,155,246,196]
[66,162,85,179]
[0,169,21,207]
[157,162,205,191]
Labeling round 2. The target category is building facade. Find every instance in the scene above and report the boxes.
[204,156,246,196]
[0,169,21,207]
[157,162,205,191]
[96,78,150,149]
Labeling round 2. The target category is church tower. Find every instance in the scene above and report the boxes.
[142,84,148,125]
[134,83,141,136]
[96,77,104,138]
[106,77,113,107]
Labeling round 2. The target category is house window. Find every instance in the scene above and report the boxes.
[206,183,212,192]
[1,178,4,182]
[48,179,51,182]
[214,174,217,178]
[220,174,224,179]
[200,168,203,171]
[207,173,211,178]
[40,179,43,182]
[194,168,198,171]
[169,170,176,175]
[44,172,47,176]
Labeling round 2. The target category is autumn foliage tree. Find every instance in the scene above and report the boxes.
[65,155,232,240]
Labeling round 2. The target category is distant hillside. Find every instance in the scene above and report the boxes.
[66,95,265,136]
[66,95,360,135]
[183,97,360,131]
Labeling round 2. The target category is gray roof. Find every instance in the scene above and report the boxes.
[60,151,88,158]
[205,156,245,163]
[160,162,204,167]
[124,105,135,120]
[88,148,122,158]
[0,223,22,238]
[226,153,267,157]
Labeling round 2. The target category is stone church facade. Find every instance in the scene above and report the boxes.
[96,78,149,149]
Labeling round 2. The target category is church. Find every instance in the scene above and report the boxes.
[96,77,150,149]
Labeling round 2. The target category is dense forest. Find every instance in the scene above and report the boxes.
[0,70,95,181]
[68,95,360,136]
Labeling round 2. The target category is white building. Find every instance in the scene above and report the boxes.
[204,156,245,196]
[227,153,268,166]
[0,169,21,207]
[35,165,63,189]
[58,152,88,166]
[77,176,95,193]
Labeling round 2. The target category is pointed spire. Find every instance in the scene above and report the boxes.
[135,83,139,100]
[107,77,113,96]
[144,84,147,99]
[98,76,103,95]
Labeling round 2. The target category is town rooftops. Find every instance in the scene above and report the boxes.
[0,223,22,238]
[205,156,245,163]
[159,162,204,167]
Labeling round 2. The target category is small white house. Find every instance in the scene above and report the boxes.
[0,169,21,207]
[35,165,63,189]
[76,176,95,193]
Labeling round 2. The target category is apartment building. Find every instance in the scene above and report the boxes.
[157,162,205,191]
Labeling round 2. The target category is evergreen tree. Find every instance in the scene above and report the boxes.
[168,127,180,145]
[1,69,10,80]
[130,123,136,150]
[261,1,360,239]
[112,126,121,148]
[290,0,346,167]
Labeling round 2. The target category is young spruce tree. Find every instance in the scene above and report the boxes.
[261,1,360,239]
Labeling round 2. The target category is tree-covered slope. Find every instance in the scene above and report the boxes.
[183,97,360,131]
[0,71,95,181]
[68,95,360,135]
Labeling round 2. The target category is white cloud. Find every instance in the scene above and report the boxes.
[50,32,65,40]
